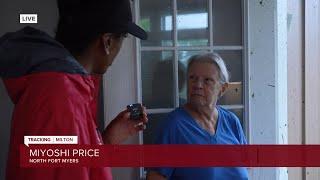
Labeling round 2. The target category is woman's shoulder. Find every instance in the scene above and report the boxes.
[217,106,241,125]
[153,108,186,141]
[217,106,247,144]
[160,107,188,127]
[168,107,186,118]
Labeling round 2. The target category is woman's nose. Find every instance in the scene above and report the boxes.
[193,79,203,89]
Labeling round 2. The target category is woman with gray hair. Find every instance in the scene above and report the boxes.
[147,53,248,180]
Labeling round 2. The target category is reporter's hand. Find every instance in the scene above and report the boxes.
[103,106,148,144]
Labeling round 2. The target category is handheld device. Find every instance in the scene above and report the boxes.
[127,103,143,120]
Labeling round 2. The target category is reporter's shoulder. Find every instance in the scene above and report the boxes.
[26,72,88,100]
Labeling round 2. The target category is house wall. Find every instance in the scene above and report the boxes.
[287,0,320,179]
[287,0,304,179]
[247,0,288,179]
[304,0,320,179]
[104,36,141,180]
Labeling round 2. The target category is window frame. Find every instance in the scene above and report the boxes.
[134,0,249,178]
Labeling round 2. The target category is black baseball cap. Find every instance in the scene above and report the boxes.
[57,0,148,40]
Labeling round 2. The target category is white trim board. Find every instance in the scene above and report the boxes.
[248,0,288,180]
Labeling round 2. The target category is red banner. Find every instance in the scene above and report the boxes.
[20,145,320,167]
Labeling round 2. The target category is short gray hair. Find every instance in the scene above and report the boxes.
[187,52,230,84]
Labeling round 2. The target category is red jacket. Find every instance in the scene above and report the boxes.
[1,27,112,180]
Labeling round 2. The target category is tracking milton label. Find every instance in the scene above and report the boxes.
[24,136,78,147]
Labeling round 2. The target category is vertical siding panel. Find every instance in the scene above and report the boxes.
[305,0,320,179]
[287,0,304,179]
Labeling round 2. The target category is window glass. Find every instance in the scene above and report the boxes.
[177,0,209,46]
[141,51,174,108]
[140,0,173,46]
[213,0,242,45]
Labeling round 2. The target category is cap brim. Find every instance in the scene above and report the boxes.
[128,22,148,40]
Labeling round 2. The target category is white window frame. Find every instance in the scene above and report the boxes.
[133,0,288,179]
[246,0,288,179]
[135,0,248,129]
[135,0,247,178]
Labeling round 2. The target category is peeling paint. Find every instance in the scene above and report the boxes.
[267,84,275,87]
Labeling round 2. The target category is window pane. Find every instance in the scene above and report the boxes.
[143,113,168,144]
[216,50,243,105]
[178,50,208,106]
[141,51,174,108]
[216,50,243,82]
[213,0,242,45]
[140,0,173,46]
[177,0,209,46]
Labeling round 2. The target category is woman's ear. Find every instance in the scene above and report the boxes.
[219,83,229,97]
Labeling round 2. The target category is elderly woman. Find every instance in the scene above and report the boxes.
[147,53,248,180]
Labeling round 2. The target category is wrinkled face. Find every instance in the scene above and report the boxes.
[187,61,223,108]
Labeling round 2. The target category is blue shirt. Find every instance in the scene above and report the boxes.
[150,106,248,180]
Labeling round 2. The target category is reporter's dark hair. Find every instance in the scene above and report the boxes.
[55,0,103,56]
[55,17,126,57]
[55,0,128,56]
[55,17,98,56]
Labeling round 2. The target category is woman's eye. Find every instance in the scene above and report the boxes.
[205,78,214,84]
